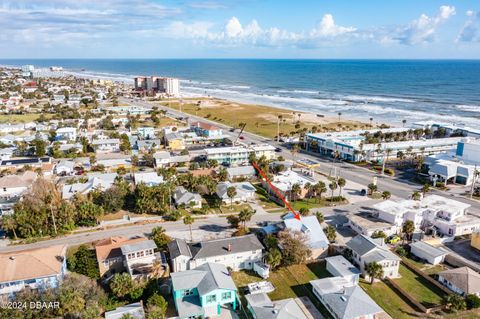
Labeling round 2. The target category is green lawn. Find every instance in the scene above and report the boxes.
[393,264,446,307]
[402,256,449,275]
[232,262,333,318]
[360,279,422,319]
[290,199,328,211]
[253,184,283,210]
[0,113,52,123]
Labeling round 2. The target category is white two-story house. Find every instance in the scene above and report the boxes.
[168,234,265,273]
[346,234,401,280]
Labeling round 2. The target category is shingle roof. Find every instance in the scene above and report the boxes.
[104,302,146,319]
[346,234,400,262]
[188,234,264,260]
[0,245,66,283]
[120,240,157,255]
[168,238,192,259]
[439,267,480,294]
[171,262,237,296]
[95,236,148,261]
[321,285,383,319]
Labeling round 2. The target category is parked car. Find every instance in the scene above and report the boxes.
[275,147,282,153]
[360,189,367,196]
[387,235,401,244]
[239,136,245,140]
[0,229,7,239]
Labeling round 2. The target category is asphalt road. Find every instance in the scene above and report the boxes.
[0,213,282,253]
[127,97,480,212]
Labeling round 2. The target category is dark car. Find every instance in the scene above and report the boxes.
[275,147,282,152]
[239,136,245,140]
[360,189,367,196]
[0,229,7,239]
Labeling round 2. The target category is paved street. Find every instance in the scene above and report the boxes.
[0,213,283,253]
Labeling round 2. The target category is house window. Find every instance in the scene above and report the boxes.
[206,295,217,303]
[221,292,232,300]
[183,289,193,296]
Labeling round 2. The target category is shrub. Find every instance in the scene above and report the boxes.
[466,294,480,309]
[395,246,408,257]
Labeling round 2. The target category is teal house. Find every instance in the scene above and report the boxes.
[171,263,239,318]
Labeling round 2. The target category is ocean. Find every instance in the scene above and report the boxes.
[1,59,479,126]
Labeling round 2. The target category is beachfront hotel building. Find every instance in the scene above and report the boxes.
[305,127,461,162]
[413,121,480,139]
[204,144,276,166]
[134,76,180,97]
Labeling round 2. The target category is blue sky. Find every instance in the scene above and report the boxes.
[1,0,480,58]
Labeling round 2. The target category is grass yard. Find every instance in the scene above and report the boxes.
[0,113,52,123]
[253,184,283,210]
[232,262,333,318]
[157,99,372,139]
[290,199,328,211]
[402,256,449,275]
[393,264,446,307]
[360,279,422,319]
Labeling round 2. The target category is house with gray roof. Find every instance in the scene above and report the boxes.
[346,234,401,280]
[245,293,310,319]
[104,302,145,319]
[216,181,256,204]
[173,186,202,209]
[311,278,384,319]
[437,267,480,296]
[226,165,256,181]
[410,241,449,265]
[168,234,264,273]
[171,262,238,318]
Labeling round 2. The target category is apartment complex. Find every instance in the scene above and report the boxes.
[134,76,180,97]
[204,144,276,166]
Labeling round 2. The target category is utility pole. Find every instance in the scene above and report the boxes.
[471,165,478,199]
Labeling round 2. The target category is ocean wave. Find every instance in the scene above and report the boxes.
[455,104,480,113]
[343,94,416,103]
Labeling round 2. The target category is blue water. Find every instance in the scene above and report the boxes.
[1,59,479,126]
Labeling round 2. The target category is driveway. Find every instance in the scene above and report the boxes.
[217,307,239,319]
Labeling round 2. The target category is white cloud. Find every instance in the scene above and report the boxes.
[387,5,456,45]
[458,10,480,42]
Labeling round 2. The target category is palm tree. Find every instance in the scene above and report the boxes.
[421,183,431,196]
[402,220,415,243]
[183,215,194,242]
[381,191,391,200]
[402,119,407,127]
[324,225,337,242]
[443,294,467,312]
[2,215,17,239]
[227,186,237,209]
[299,207,310,216]
[411,191,421,201]
[277,115,283,142]
[304,182,312,202]
[266,248,282,270]
[290,183,302,202]
[365,262,384,284]
[369,117,374,127]
[238,208,255,230]
[291,144,300,160]
[329,181,338,199]
[337,178,346,197]
[338,112,342,122]
[381,148,392,175]
[368,183,378,196]
[313,181,326,203]
[316,212,325,223]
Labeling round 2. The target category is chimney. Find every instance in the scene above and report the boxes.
[228,244,232,252]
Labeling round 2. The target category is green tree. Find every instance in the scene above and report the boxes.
[151,226,171,250]
[368,183,378,195]
[33,138,47,157]
[381,191,391,200]
[266,248,282,270]
[466,294,480,309]
[329,181,338,199]
[67,245,100,279]
[421,183,431,196]
[365,262,384,284]
[109,273,133,298]
[315,212,324,223]
[444,294,467,312]
[226,186,237,209]
[226,215,240,228]
[290,183,301,202]
[146,293,168,319]
[411,191,421,201]
[73,197,104,226]
[183,215,194,242]
[238,208,255,230]
[217,168,227,182]
[277,230,311,266]
[299,207,310,216]
[371,230,387,242]
[120,133,131,152]
[402,220,415,242]
[337,178,346,197]
[324,225,337,242]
